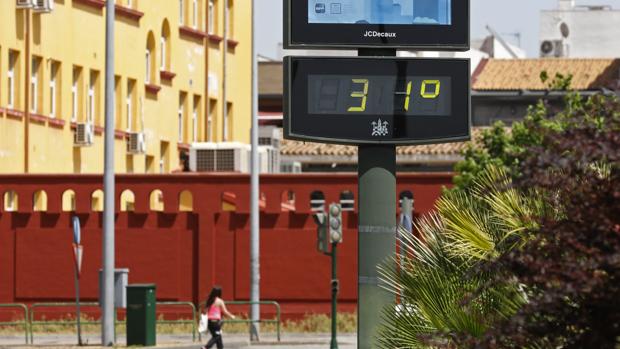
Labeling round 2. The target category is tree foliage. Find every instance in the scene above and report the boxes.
[457,94,620,349]
[380,88,620,348]
[377,166,540,348]
[452,71,574,191]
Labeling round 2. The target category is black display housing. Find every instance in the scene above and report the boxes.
[284,0,470,51]
[284,57,471,145]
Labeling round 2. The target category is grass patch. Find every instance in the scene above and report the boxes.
[199,313,357,334]
[0,313,358,335]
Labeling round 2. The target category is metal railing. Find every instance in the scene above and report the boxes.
[198,300,281,342]
[28,301,198,343]
[21,300,273,344]
[29,302,102,344]
[0,303,29,344]
[155,301,197,342]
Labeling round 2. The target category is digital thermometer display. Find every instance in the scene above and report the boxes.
[308,75,451,116]
[284,57,471,145]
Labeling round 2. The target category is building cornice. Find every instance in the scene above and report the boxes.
[160,70,176,81]
[115,4,144,21]
[73,0,105,10]
[179,26,207,41]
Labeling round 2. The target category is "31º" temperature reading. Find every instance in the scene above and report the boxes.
[308,75,451,117]
[347,79,441,112]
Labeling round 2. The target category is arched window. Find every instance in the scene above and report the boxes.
[179,0,185,25]
[145,50,151,83]
[310,191,325,212]
[160,20,171,71]
[226,0,233,38]
[179,190,193,211]
[62,190,76,212]
[3,191,18,212]
[33,190,48,212]
[92,189,104,212]
[208,0,215,34]
[192,0,198,29]
[399,190,414,210]
[339,190,355,211]
[149,190,164,211]
[120,189,135,212]
[281,190,296,211]
[145,31,156,84]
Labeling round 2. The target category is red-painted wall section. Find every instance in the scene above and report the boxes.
[0,173,452,319]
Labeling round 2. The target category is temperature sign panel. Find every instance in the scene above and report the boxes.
[284,57,470,145]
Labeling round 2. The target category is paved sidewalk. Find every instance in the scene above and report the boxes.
[0,333,357,348]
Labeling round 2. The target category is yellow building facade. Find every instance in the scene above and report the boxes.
[0,0,252,174]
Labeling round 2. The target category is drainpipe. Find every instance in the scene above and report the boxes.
[204,4,210,142]
[24,8,31,173]
[222,0,228,141]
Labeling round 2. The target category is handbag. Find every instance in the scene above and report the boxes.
[198,313,208,334]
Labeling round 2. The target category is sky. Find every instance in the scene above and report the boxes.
[257,0,620,59]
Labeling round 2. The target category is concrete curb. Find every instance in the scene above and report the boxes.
[0,333,357,348]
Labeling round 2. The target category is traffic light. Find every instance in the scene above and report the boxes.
[329,203,343,244]
[313,212,330,254]
[317,222,330,254]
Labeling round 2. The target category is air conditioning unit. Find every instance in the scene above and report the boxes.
[127,132,146,154]
[258,146,280,174]
[540,40,566,58]
[216,143,250,172]
[190,142,250,172]
[74,123,94,147]
[259,126,282,149]
[281,161,302,174]
[190,142,217,172]
[33,0,54,12]
[16,0,35,9]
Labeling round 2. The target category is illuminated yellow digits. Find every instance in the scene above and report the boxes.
[420,80,441,99]
[404,81,413,111]
[347,79,369,112]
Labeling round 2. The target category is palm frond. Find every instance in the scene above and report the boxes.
[377,165,536,349]
[437,192,496,260]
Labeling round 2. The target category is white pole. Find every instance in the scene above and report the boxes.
[102,0,115,346]
[249,0,261,342]
[222,0,228,140]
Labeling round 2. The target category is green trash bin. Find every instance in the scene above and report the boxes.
[126,284,157,346]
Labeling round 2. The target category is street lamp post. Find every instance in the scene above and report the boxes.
[101,1,115,346]
[249,0,261,342]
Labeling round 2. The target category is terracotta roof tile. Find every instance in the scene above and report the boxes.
[473,58,620,91]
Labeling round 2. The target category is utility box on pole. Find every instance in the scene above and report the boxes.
[98,269,129,309]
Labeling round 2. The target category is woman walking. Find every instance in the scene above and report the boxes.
[202,286,235,349]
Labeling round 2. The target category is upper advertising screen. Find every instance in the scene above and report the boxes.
[285,0,469,50]
[308,0,452,26]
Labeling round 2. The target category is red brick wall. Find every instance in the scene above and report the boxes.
[0,173,452,319]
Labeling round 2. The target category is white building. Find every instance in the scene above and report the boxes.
[540,0,620,58]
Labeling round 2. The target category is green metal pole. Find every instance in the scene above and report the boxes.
[75,268,82,346]
[331,242,338,349]
[358,145,396,349]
